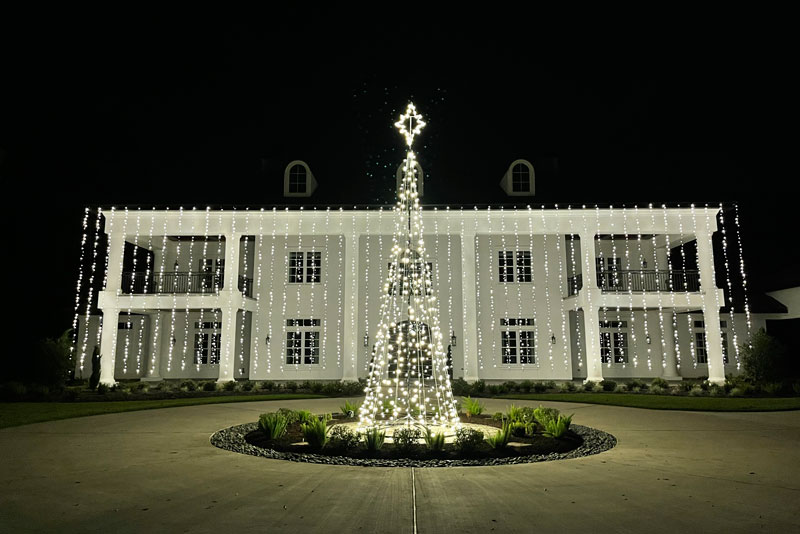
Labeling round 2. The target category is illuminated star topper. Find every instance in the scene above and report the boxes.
[394,102,426,147]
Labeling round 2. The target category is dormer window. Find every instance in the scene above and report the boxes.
[500,159,535,197]
[512,163,530,192]
[288,165,306,193]
[283,160,317,197]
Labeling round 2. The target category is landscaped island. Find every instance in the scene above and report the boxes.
[211,398,617,467]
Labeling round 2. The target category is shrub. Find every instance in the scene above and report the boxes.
[301,417,329,449]
[559,381,577,392]
[260,381,275,391]
[60,388,79,402]
[451,378,472,396]
[544,381,557,390]
[393,427,421,453]
[741,328,789,383]
[128,382,148,393]
[454,427,484,453]
[506,404,523,423]
[277,408,300,425]
[486,384,505,396]
[762,382,783,396]
[651,377,670,389]
[201,380,217,392]
[89,347,101,391]
[0,382,27,399]
[729,387,744,397]
[503,381,518,392]
[613,384,626,393]
[582,380,596,392]
[492,412,505,422]
[542,414,573,438]
[258,412,289,440]
[534,405,560,426]
[180,380,197,392]
[688,386,707,397]
[462,396,484,417]
[240,380,255,392]
[97,383,109,395]
[342,381,365,396]
[294,410,315,425]
[508,421,527,437]
[423,427,445,452]
[486,423,512,449]
[472,380,486,394]
[793,382,800,395]
[310,381,325,394]
[328,425,360,450]
[600,380,617,392]
[285,381,299,393]
[519,380,533,393]
[340,399,361,417]
[709,383,726,397]
[627,379,647,391]
[532,382,548,393]
[649,385,665,395]
[364,427,385,451]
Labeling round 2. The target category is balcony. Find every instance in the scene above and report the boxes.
[567,269,700,295]
[121,272,253,298]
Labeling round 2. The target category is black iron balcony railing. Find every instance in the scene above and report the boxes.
[567,270,700,294]
[596,269,700,292]
[121,271,254,297]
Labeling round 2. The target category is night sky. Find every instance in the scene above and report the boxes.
[3,11,795,349]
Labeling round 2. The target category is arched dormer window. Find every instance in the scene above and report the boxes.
[500,159,535,196]
[283,160,317,197]
[396,160,424,198]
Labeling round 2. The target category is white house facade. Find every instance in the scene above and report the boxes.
[74,202,769,386]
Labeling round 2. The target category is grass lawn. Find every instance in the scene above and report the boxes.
[0,394,326,429]
[500,393,800,411]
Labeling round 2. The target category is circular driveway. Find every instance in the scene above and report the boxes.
[1,398,798,533]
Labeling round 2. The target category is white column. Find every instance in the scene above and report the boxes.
[342,228,360,381]
[97,231,126,386]
[578,231,603,382]
[217,233,242,383]
[582,305,604,383]
[460,231,480,382]
[696,230,725,385]
[98,308,119,385]
[660,316,680,380]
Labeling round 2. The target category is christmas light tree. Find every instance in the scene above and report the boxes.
[359,103,461,432]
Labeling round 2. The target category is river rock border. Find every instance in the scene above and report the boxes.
[210,423,616,467]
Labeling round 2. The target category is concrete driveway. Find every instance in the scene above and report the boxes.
[1,398,798,533]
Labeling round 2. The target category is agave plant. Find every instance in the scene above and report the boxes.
[423,427,446,452]
[485,422,512,449]
[339,399,361,417]
[541,414,573,438]
[364,427,386,451]
[462,396,484,417]
[301,416,330,449]
[258,412,289,440]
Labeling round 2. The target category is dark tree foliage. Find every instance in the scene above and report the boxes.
[741,328,788,383]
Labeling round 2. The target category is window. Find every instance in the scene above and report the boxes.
[599,320,628,363]
[596,257,623,288]
[499,251,532,283]
[694,323,729,364]
[695,332,708,364]
[288,164,307,193]
[387,260,433,295]
[289,251,322,283]
[500,318,536,364]
[516,251,532,282]
[512,163,530,192]
[285,318,321,365]
[194,321,221,365]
